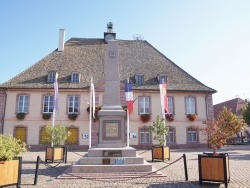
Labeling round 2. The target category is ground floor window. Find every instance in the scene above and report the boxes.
[166,127,175,143]
[139,127,151,144]
[187,127,198,142]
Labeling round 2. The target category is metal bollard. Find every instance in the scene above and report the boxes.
[183,154,188,181]
[34,156,40,185]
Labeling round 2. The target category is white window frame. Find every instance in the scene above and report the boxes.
[139,96,150,114]
[185,96,196,114]
[71,72,80,83]
[187,128,198,142]
[136,74,144,85]
[158,74,167,84]
[68,96,79,114]
[166,128,174,143]
[47,72,56,82]
[167,96,174,114]
[43,95,54,113]
[17,95,29,113]
[140,128,150,144]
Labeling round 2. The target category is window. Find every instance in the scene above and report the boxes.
[47,72,56,82]
[71,73,80,83]
[136,74,144,85]
[158,74,167,84]
[185,96,196,114]
[187,127,198,142]
[17,95,29,113]
[168,96,174,114]
[166,127,174,143]
[140,127,150,144]
[68,96,79,114]
[139,96,150,114]
[43,95,54,113]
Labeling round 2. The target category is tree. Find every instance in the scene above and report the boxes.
[199,107,246,154]
[242,101,250,126]
[149,115,169,146]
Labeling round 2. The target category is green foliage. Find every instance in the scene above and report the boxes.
[149,115,169,146]
[68,113,78,120]
[42,113,51,120]
[44,124,71,146]
[200,107,246,154]
[242,102,250,126]
[0,134,28,161]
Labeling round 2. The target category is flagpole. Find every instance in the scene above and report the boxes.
[89,79,92,149]
[51,73,59,147]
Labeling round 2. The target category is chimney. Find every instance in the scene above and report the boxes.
[58,29,65,52]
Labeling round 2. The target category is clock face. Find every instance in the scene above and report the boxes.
[105,34,114,42]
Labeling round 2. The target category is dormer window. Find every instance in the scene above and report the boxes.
[71,72,80,83]
[158,74,167,84]
[47,71,57,83]
[135,74,144,85]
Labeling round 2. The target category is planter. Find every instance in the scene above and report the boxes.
[186,114,197,121]
[42,113,51,120]
[198,153,230,187]
[16,112,26,120]
[140,114,151,123]
[45,146,67,163]
[152,146,170,162]
[0,157,22,188]
[68,113,78,121]
[165,114,174,122]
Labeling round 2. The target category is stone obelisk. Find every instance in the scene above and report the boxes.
[98,40,126,148]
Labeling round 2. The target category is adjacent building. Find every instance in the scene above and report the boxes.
[0,23,216,150]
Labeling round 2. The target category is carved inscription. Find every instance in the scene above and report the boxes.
[102,158,110,165]
[103,150,122,157]
[106,123,118,137]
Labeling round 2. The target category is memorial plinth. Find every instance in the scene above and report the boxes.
[71,40,152,174]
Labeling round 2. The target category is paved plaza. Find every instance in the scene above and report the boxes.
[8,145,250,188]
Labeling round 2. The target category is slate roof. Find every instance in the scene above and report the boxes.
[213,98,246,119]
[0,38,216,93]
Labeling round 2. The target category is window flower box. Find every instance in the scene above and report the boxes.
[187,114,197,121]
[42,113,51,120]
[165,114,174,122]
[140,114,151,123]
[16,112,26,120]
[68,113,78,121]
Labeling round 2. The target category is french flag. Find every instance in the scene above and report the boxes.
[124,83,133,114]
[159,82,169,115]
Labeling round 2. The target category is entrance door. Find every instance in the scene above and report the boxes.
[67,128,78,144]
[15,127,26,143]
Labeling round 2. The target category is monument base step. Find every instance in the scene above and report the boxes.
[57,170,166,179]
[72,160,152,173]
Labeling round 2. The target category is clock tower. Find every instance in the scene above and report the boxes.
[104,22,116,43]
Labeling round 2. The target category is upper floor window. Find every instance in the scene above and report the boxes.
[43,95,54,113]
[168,96,174,114]
[139,127,151,144]
[166,127,175,143]
[187,127,198,143]
[135,74,144,85]
[47,71,57,82]
[139,96,150,114]
[71,72,80,83]
[158,74,167,84]
[185,96,196,114]
[68,96,79,114]
[17,95,29,113]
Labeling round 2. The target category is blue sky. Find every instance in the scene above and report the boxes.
[1,0,250,104]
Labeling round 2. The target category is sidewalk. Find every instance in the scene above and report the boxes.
[9,145,250,187]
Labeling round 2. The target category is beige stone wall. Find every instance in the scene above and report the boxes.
[3,88,211,148]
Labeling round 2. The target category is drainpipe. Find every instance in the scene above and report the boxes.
[0,89,7,134]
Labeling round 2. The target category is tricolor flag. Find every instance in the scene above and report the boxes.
[124,83,133,114]
[53,74,59,112]
[159,82,169,115]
